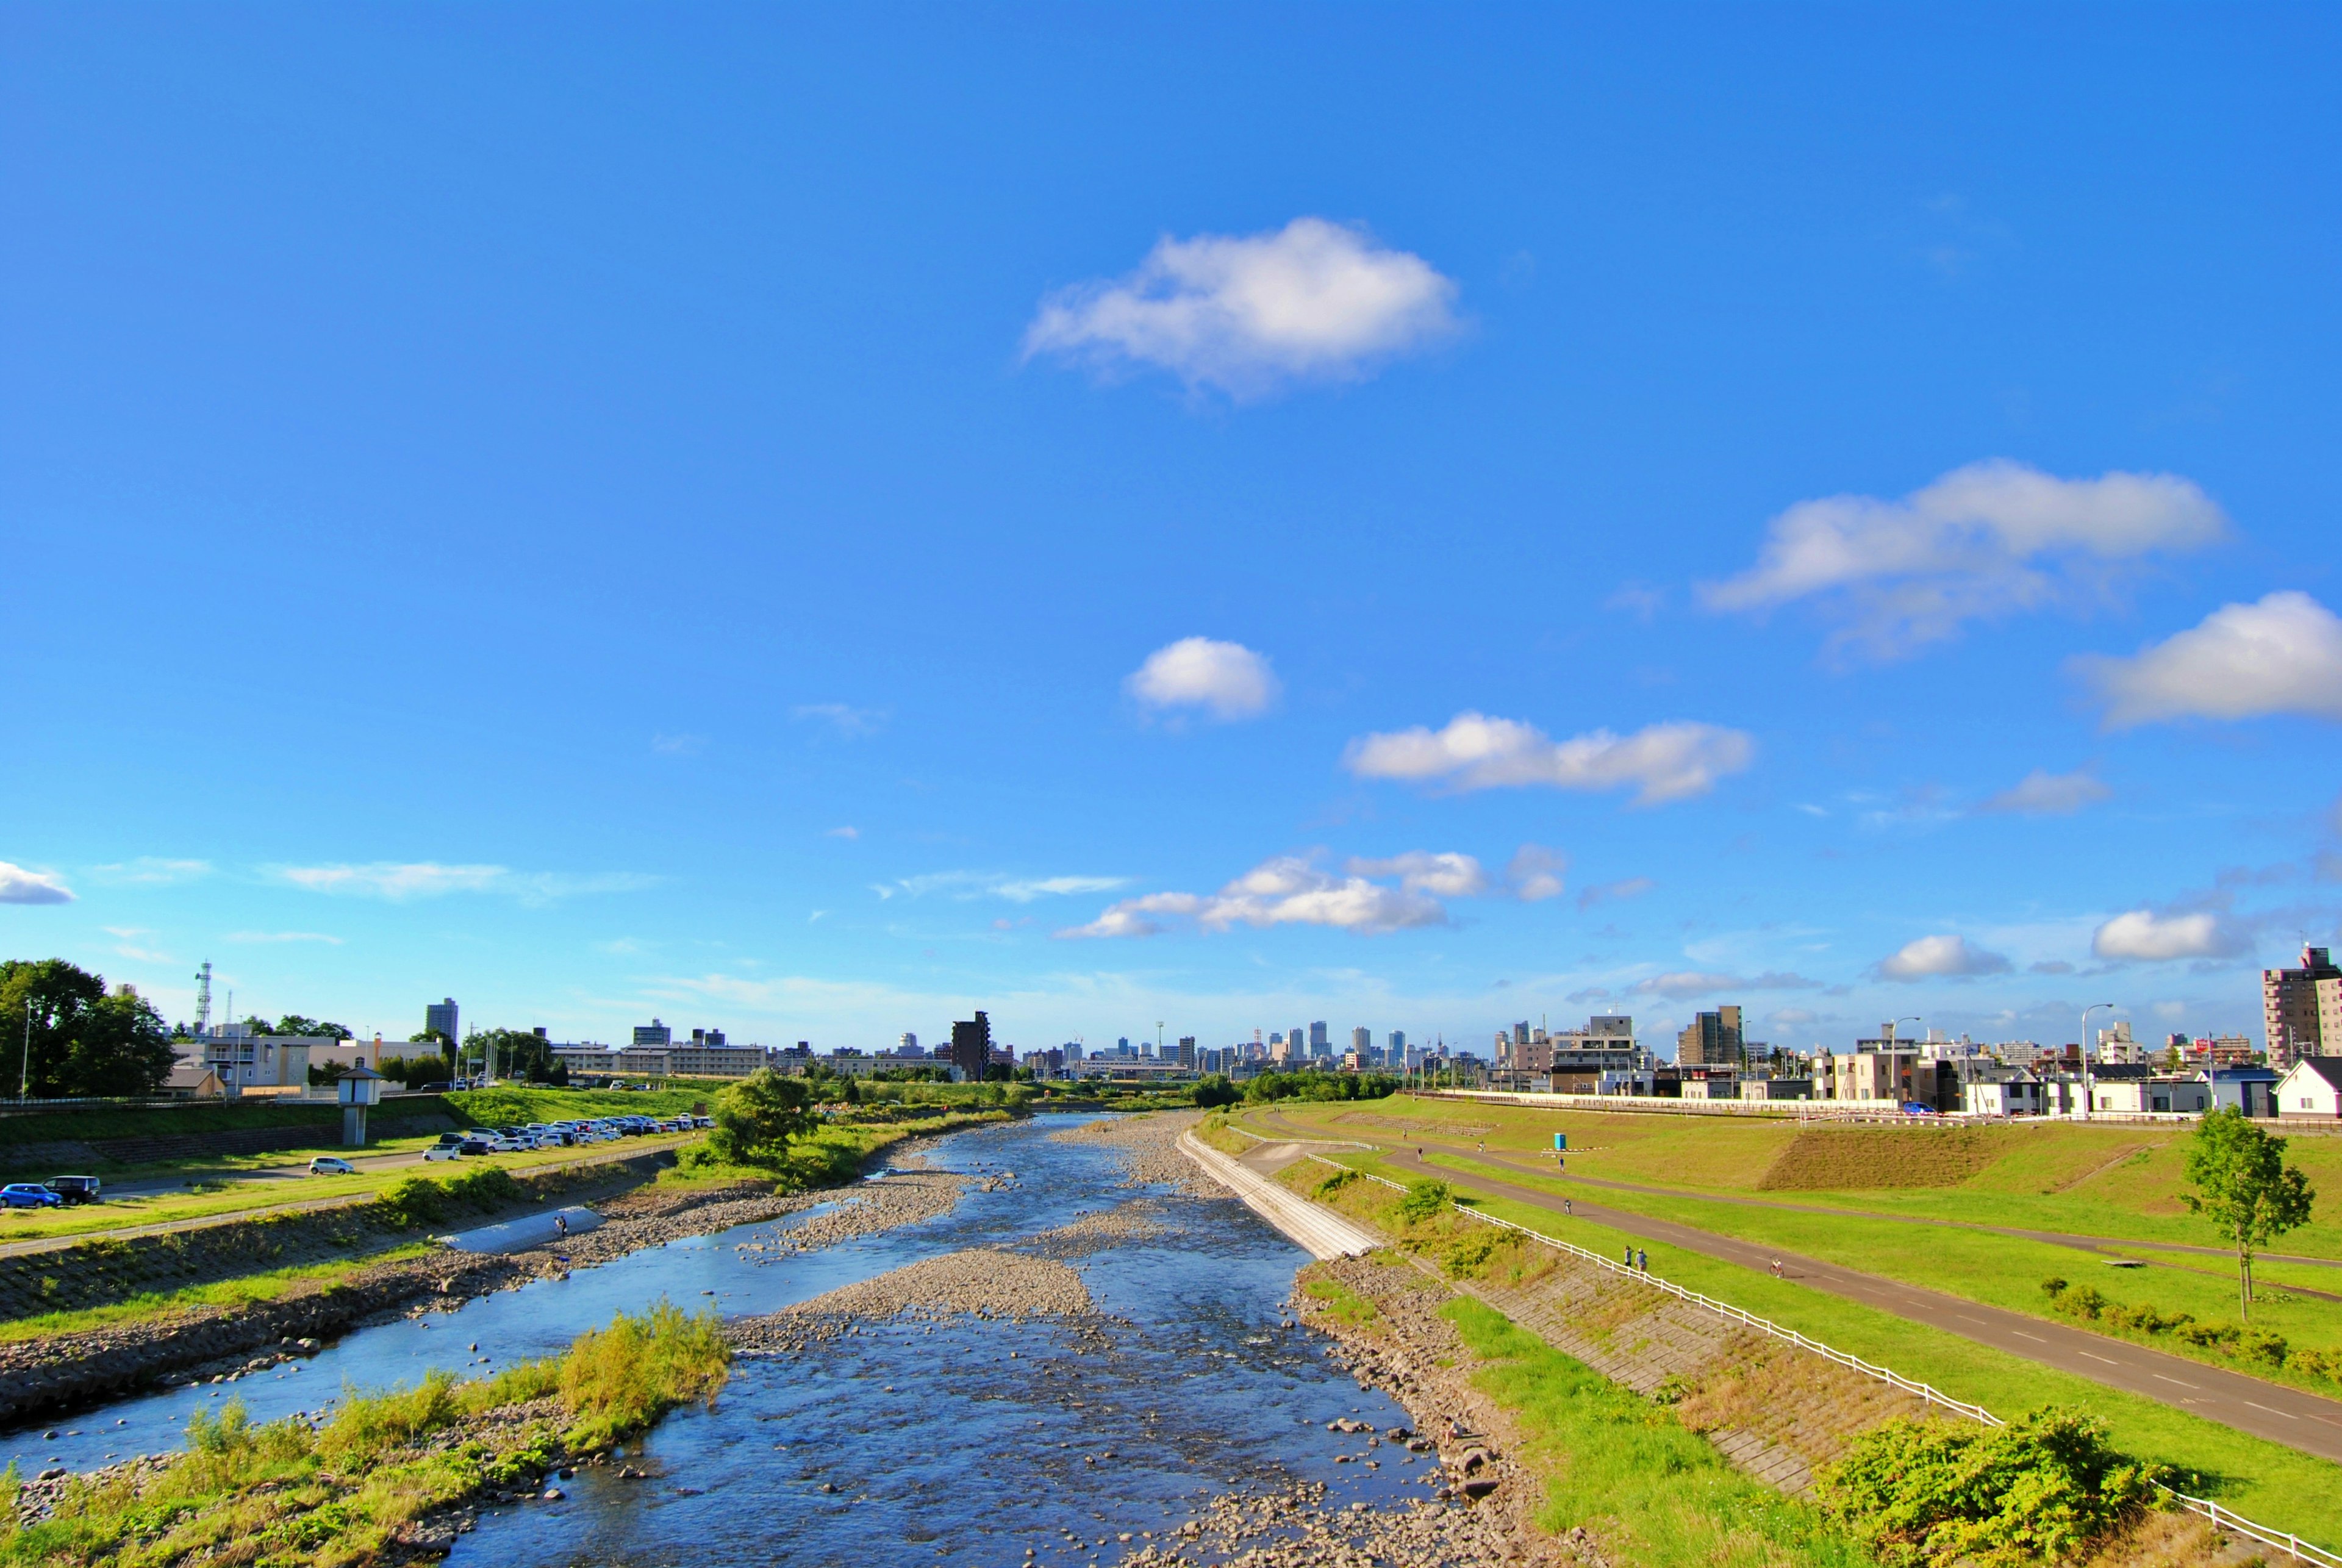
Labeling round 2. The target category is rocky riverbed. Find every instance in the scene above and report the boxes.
[728,1247,1106,1356]
[1049,1111,1217,1195]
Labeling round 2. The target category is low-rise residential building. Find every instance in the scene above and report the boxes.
[1964,1075,2044,1116]
[2205,1066,2280,1117]
[2090,1075,2211,1115]
[2277,1057,2342,1117]
[1738,1076,1811,1102]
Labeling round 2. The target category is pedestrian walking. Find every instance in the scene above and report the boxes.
[1636,1248,1647,1272]
[554,1213,569,1239]
[1623,1245,1632,1266]
[1770,1258,1782,1279]
[1563,1198,1572,1216]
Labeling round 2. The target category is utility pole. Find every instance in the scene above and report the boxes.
[19,998,32,1101]
[2080,1003,2118,1122]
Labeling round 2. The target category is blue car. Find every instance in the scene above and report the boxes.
[1,1183,62,1208]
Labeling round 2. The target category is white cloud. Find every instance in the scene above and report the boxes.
[1875,934,2013,981]
[1980,768,2112,817]
[825,826,860,840]
[1345,851,1489,898]
[278,863,651,902]
[1023,217,1460,398]
[1344,713,1754,806]
[792,703,887,737]
[0,862,74,905]
[89,857,212,886]
[890,872,1128,903]
[224,931,346,945]
[1700,460,2227,659]
[2093,909,2246,962]
[2075,592,2342,728]
[1631,970,1822,999]
[1125,638,1281,721]
[1058,854,1447,939]
[1505,845,1568,903]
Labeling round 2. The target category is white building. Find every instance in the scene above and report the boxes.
[2277,1058,2342,1118]
[1964,1076,2045,1116]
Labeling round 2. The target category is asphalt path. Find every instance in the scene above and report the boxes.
[1255,1112,2342,1463]
[0,1133,693,1261]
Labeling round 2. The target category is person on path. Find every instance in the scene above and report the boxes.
[1636,1248,1647,1272]
[554,1213,569,1239]
[1564,1198,1572,1216]
[1771,1258,1782,1279]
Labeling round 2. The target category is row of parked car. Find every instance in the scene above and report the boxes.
[0,1175,101,1208]
[422,1113,709,1161]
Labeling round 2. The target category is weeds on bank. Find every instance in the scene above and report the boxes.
[1442,1297,1873,1567]
[0,1245,441,1345]
[0,1300,729,1568]
[1302,1276,1381,1333]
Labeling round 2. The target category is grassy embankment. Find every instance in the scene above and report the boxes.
[1264,1119,2342,1550]
[0,1301,729,1567]
[1302,1164,2238,1566]
[1255,1095,2342,1397]
[0,1099,1011,1342]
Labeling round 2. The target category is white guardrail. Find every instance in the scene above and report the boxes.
[1282,1146,2340,1566]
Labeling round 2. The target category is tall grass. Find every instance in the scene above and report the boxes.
[0,1301,728,1568]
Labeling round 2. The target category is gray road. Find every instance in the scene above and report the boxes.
[1258,1112,2342,1464]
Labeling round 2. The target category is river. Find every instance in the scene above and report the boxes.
[5,1114,1422,1564]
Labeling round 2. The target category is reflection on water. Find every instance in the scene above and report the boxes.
[11,1117,1417,1562]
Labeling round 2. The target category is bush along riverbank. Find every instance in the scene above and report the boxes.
[1278,1167,2234,1567]
[0,1301,729,1567]
[0,1108,1009,1430]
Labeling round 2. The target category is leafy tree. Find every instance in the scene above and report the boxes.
[1192,1073,1239,1109]
[839,1075,862,1105]
[275,1014,352,1039]
[0,958,176,1098]
[2183,1107,2315,1320]
[706,1069,815,1166]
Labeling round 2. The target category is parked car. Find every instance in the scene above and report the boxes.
[308,1156,357,1176]
[2,1183,62,1209]
[423,1142,464,1162]
[45,1175,101,1205]
[458,1137,494,1156]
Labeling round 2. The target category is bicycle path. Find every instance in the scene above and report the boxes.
[1253,1113,2342,1464]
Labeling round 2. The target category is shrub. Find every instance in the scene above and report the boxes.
[1442,1234,1496,1276]
[1816,1408,2168,1567]
[375,1167,524,1230]
[705,1069,814,1168]
[1394,1179,1452,1226]
[1311,1169,1360,1200]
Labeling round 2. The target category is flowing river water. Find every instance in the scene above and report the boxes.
[7,1115,1424,1564]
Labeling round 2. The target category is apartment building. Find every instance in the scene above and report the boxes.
[2265,945,2342,1067]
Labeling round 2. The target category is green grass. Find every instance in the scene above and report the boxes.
[1308,1144,2342,1550]
[0,1301,729,1567]
[1444,1295,1872,1567]
[0,1243,440,1343]
[1302,1276,1380,1331]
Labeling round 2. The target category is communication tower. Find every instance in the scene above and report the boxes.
[193,961,213,1036]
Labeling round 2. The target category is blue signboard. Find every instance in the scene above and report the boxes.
[1553,1133,1567,1151]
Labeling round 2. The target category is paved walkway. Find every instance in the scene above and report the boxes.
[0,1134,691,1261]
[1253,1112,2342,1464]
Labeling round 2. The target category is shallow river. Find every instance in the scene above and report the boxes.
[10,1115,1420,1564]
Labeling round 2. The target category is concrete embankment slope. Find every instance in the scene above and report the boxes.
[1178,1132,1380,1260]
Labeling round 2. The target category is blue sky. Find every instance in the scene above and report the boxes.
[4,5,2339,1057]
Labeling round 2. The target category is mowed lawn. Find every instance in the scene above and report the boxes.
[1280,1133,2342,1552]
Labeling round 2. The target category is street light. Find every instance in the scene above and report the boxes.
[2080,1002,2119,1122]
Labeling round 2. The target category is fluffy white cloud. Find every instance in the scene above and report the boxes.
[0,862,73,904]
[2093,909,2246,962]
[1344,713,1754,806]
[1505,845,1568,903]
[1058,854,1452,939]
[1700,460,2227,659]
[2076,592,2342,728]
[1630,970,1822,999]
[1023,217,1460,398]
[1979,768,2112,816]
[1125,638,1280,721]
[1875,934,2013,981]
[1345,851,1488,898]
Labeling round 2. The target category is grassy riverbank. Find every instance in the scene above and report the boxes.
[0,1301,729,1567]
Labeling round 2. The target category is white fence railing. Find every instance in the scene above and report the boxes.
[1295,1151,2341,1565]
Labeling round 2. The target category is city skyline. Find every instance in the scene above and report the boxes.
[4,9,2339,1057]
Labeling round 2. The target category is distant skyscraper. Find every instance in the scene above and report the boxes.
[900,1032,919,1056]
[425,997,459,1043]
[633,1018,673,1047]
[1178,1036,1197,1069]
[1309,1021,1330,1057]
[1675,1006,1743,1069]
[1290,1025,1307,1057]
[2266,946,2342,1067]
[1351,1026,1372,1054]
[951,1012,993,1080]
[1388,1030,1405,1056]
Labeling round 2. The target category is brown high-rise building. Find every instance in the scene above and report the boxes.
[2264,947,2342,1068]
[950,1012,993,1081]
[1676,1004,1743,1069]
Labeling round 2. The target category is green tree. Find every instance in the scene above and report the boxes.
[0,958,176,1098]
[706,1069,815,1166]
[1192,1073,1239,1109]
[275,1014,351,1039]
[2183,1106,2315,1320]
